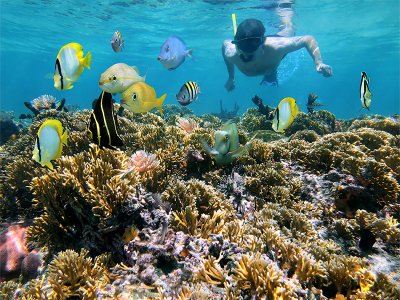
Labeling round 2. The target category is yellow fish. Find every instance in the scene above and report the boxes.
[54,42,91,90]
[32,119,68,169]
[99,63,145,94]
[121,81,167,116]
[272,97,299,132]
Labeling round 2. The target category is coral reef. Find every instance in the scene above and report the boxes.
[0,106,399,299]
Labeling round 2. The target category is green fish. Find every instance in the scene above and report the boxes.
[201,121,247,165]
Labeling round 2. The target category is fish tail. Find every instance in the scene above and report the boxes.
[83,51,92,69]
[186,49,193,59]
[157,93,167,116]
[62,130,68,146]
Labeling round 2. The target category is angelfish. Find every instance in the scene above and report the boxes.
[157,36,192,70]
[360,71,372,110]
[32,119,68,169]
[200,121,247,165]
[272,97,299,133]
[88,91,124,149]
[54,42,91,90]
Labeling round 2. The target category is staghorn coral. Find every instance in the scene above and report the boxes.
[26,144,140,256]
[22,249,111,299]
[162,179,235,238]
[238,108,270,132]
[284,110,336,136]
[231,253,299,299]
[349,116,400,136]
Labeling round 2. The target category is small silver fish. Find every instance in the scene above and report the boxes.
[176,81,200,106]
[111,31,124,52]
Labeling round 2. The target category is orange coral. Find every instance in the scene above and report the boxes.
[176,117,198,133]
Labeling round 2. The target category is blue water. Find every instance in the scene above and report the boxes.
[1,0,399,119]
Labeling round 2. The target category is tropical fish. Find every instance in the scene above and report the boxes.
[200,121,247,165]
[176,81,200,106]
[111,31,124,52]
[271,97,299,133]
[121,81,167,116]
[99,63,145,94]
[32,119,68,169]
[360,71,372,110]
[88,91,124,149]
[157,36,192,70]
[54,42,91,90]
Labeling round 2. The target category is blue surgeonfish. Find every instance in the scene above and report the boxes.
[157,36,192,70]
[360,71,372,110]
[176,81,200,106]
[88,91,124,150]
[99,63,145,94]
[272,97,299,133]
[201,121,247,165]
[111,31,124,52]
[54,42,91,90]
[32,119,68,169]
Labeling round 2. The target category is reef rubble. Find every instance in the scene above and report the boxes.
[0,108,399,299]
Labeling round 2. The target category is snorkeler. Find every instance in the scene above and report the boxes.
[222,18,333,90]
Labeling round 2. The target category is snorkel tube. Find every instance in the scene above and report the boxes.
[232,13,237,36]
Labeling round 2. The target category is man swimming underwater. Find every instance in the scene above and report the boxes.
[222,18,333,90]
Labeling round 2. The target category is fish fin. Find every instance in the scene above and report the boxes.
[65,85,74,90]
[157,93,167,116]
[62,129,68,146]
[200,137,213,156]
[45,161,54,170]
[186,49,193,59]
[131,66,140,73]
[82,51,92,69]
[230,146,247,158]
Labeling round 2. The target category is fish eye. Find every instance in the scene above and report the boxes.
[112,75,117,80]
[165,45,169,52]
[225,136,229,141]
[132,93,137,101]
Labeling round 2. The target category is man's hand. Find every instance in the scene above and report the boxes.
[225,78,235,92]
[316,63,333,77]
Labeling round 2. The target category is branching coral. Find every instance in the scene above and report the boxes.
[231,253,298,298]
[162,179,235,238]
[22,249,111,299]
[26,144,140,255]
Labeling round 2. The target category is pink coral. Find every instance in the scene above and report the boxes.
[176,117,198,133]
[128,150,160,174]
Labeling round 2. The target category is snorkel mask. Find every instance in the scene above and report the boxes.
[231,18,266,62]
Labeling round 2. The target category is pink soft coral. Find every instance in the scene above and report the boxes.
[176,117,198,134]
[128,150,160,174]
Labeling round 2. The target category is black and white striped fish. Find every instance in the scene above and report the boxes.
[360,71,372,110]
[176,81,200,106]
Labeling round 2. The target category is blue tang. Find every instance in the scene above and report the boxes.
[157,36,192,70]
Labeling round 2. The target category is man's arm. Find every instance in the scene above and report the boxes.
[222,40,236,91]
[277,35,333,77]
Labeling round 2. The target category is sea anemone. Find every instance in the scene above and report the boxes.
[176,117,198,133]
[128,150,160,174]
[31,95,58,110]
